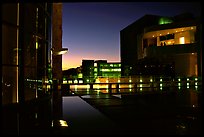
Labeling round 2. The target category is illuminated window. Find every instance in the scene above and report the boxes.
[179,37,185,44]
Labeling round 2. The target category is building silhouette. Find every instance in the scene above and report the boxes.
[120,12,202,77]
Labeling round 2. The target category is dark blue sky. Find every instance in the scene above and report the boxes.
[62,2,201,70]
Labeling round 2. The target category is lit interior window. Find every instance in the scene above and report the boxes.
[179,37,185,44]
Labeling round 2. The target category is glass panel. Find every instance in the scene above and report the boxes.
[2,66,18,105]
[2,24,18,65]
[2,4,17,25]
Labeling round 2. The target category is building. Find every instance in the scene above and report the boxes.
[120,13,202,77]
[94,60,121,78]
[2,3,54,105]
[81,59,121,83]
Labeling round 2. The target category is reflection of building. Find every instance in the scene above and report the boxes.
[2,3,53,105]
[120,13,202,77]
[82,60,121,83]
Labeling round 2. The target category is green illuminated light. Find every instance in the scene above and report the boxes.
[160,83,162,87]
[178,83,181,86]
[159,17,173,25]
[195,82,198,85]
[178,78,181,81]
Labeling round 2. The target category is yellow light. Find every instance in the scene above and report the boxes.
[195,82,198,85]
[59,120,69,127]
[195,78,198,81]
[160,87,162,90]
[74,80,78,83]
[195,85,198,89]
[140,88,142,91]
[140,79,142,82]
[160,83,162,87]
[150,79,153,82]
[140,84,142,87]
[63,80,67,84]
[160,79,162,82]
[36,41,38,49]
[187,85,189,89]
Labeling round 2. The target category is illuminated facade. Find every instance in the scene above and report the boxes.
[2,3,53,105]
[82,60,121,83]
[120,13,202,77]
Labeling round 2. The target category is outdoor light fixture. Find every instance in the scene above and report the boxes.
[51,48,68,55]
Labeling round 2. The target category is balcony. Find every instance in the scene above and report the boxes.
[145,43,197,58]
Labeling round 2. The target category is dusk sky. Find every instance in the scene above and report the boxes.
[62,2,201,70]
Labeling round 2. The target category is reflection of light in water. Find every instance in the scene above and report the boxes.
[86,84,90,89]
[195,85,198,89]
[160,87,162,90]
[74,85,77,91]
[187,85,189,89]
[86,88,89,94]
[187,82,189,89]
[35,113,38,119]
